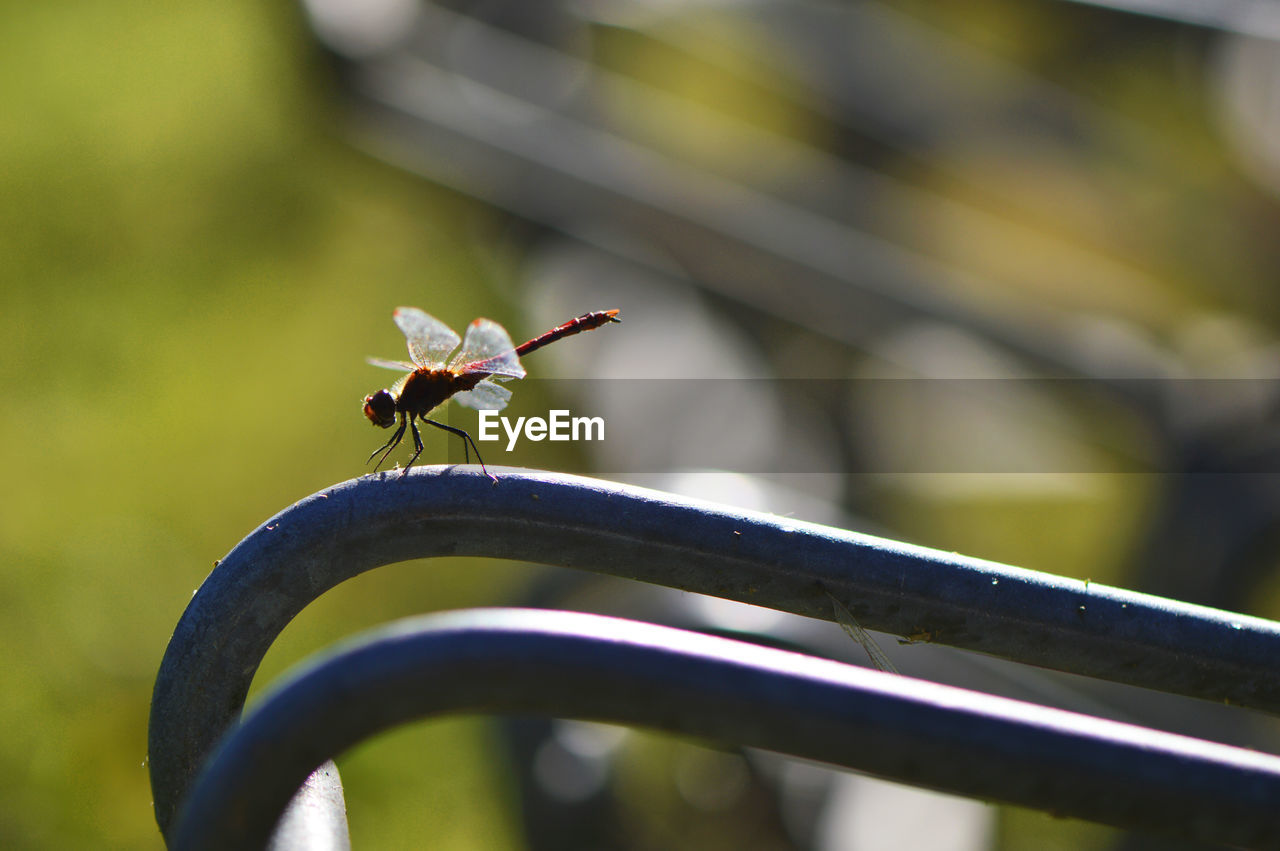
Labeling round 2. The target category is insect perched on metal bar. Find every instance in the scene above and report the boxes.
[363,307,620,479]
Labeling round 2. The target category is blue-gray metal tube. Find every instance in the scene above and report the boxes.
[170,608,1280,850]
[149,467,1280,838]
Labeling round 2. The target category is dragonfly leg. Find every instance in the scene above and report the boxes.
[367,415,408,471]
[400,417,426,477]
[423,418,496,483]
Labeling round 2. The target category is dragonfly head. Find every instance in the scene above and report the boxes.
[363,390,397,428]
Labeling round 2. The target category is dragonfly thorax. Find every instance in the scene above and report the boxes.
[398,369,485,418]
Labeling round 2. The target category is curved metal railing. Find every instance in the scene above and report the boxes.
[149,467,1280,847]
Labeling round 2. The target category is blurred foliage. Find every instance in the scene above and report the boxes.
[5,0,1280,848]
[0,1,530,847]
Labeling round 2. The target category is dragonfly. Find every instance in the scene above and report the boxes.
[363,307,620,479]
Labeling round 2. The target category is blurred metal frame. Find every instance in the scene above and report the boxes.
[299,0,1280,616]
[1058,0,1280,41]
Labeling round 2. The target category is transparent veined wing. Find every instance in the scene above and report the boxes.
[366,357,417,372]
[394,307,459,368]
[451,318,526,379]
[453,378,513,411]
[826,590,899,674]
[388,371,412,398]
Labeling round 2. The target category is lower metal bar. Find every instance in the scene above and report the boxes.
[170,608,1280,850]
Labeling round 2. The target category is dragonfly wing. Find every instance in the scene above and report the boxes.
[389,371,412,397]
[452,318,527,379]
[827,591,898,674]
[366,357,417,371]
[453,378,512,411]
[394,307,459,368]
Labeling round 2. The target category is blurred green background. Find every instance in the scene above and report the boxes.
[6,0,1280,848]
[2,2,535,847]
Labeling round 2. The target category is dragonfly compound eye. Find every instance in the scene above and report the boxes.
[363,390,397,428]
